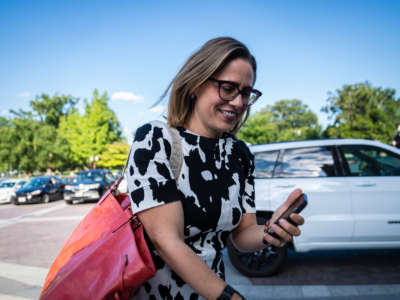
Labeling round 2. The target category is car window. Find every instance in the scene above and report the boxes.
[253,150,280,178]
[25,178,49,188]
[341,145,400,176]
[75,172,104,182]
[275,146,337,178]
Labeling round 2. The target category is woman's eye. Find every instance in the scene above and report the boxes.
[221,84,236,94]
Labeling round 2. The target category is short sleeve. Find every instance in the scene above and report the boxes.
[127,121,181,214]
[239,142,256,214]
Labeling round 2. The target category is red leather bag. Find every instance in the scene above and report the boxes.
[39,176,156,300]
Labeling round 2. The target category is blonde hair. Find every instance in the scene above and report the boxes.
[157,37,257,135]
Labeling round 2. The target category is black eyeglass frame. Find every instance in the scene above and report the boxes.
[208,78,262,107]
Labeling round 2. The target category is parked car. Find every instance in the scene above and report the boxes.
[0,177,10,183]
[63,169,113,204]
[0,179,27,204]
[227,138,400,277]
[113,171,128,193]
[13,176,64,205]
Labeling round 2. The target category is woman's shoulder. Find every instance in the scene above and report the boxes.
[134,120,172,142]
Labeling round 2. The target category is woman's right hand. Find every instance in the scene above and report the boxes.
[263,188,305,247]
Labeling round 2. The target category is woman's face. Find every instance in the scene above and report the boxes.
[187,58,254,138]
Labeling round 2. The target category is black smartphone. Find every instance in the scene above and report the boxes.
[266,193,308,239]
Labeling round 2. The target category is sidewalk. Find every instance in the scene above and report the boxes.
[0,252,399,300]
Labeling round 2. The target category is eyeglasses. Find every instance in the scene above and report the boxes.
[208,78,262,107]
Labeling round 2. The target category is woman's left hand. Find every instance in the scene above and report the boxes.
[263,188,305,247]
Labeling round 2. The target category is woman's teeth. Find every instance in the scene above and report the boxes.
[221,110,236,117]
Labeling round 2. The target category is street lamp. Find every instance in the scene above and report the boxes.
[89,155,99,169]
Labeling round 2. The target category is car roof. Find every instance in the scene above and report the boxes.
[250,138,400,154]
[78,170,103,174]
[2,179,25,183]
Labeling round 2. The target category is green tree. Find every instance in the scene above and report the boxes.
[97,142,130,169]
[239,99,322,144]
[7,112,40,173]
[59,89,123,167]
[30,94,78,128]
[322,82,400,143]
[0,117,13,172]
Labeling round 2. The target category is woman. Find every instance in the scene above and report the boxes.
[127,37,305,300]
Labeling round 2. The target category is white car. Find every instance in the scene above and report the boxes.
[227,139,400,276]
[0,179,27,204]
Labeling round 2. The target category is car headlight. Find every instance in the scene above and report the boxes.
[31,190,42,196]
[12,192,16,197]
[87,183,100,189]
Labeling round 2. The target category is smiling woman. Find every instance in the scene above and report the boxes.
[127,37,305,300]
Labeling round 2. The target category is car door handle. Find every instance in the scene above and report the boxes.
[276,184,295,188]
[356,183,376,187]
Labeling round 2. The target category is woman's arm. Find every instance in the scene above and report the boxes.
[138,201,242,300]
[231,189,305,252]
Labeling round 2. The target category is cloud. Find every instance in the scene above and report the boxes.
[149,105,165,113]
[17,91,31,98]
[1,110,8,116]
[111,91,144,102]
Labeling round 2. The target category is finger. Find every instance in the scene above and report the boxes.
[270,224,292,243]
[271,189,303,223]
[263,233,282,247]
[278,219,301,237]
[289,213,305,226]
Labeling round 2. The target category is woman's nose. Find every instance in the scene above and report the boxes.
[230,93,246,109]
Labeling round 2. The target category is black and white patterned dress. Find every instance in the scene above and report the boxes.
[127,120,255,300]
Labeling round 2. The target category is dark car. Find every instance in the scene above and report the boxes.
[13,176,64,205]
[63,170,113,204]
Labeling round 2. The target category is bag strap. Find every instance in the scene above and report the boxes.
[166,126,183,180]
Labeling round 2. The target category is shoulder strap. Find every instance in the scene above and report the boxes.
[120,124,183,185]
[166,126,183,181]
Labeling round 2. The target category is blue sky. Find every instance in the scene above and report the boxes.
[1,0,399,141]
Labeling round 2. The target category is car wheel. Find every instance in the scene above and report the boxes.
[42,194,51,203]
[65,199,73,205]
[227,237,287,277]
[12,198,19,205]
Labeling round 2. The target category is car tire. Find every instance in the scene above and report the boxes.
[65,199,73,205]
[42,194,51,203]
[12,199,19,205]
[227,237,287,277]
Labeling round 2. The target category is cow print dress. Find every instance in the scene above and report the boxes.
[127,121,255,300]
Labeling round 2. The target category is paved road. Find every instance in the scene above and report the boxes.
[0,201,399,300]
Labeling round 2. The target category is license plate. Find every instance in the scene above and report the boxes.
[18,197,26,202]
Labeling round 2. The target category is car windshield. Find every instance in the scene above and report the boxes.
[74,172,103,183]
[0,182,15,188]
[25,178,49,188]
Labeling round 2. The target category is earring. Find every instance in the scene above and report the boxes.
[189,93,196,101]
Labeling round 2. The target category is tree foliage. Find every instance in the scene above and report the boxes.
[239,99,322,144]
[30,94,78,127]
[97,142,130,169]
[0,90,123,173]
[59,89,123,167]
[322,82,400,143]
